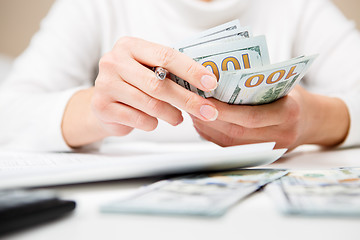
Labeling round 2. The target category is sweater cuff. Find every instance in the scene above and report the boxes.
[42,87,85,152]
[337,94,360,148]
[38,87,101,152]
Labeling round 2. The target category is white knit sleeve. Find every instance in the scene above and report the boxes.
[293,0,360,148]
[0,0,102,151]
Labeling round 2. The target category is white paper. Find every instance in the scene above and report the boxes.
[0,142,286,189]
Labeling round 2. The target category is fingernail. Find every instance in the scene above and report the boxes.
[176,117,184,126]
[201,75,218,91]
[200,105,218,121]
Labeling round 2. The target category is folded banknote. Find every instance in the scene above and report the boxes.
[101,169,288,217]
[171,19,316,105]
[266,167,360,217]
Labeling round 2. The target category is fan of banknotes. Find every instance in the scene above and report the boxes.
[101,169,289,217]
[266,167,360,216]
[171,20,316,105]
[101,167,360,217]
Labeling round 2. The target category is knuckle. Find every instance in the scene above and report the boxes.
[91,93,108,113]
[282,137,295,148]
[134,113,146,127]
[219,134,236,147]
[95,74,119,94]
[279,129,299,148]
[98,53,115,69]
[185,62,201,78]
[246,110,262,128]
[146,98,163,116]
[280,96,300,124]
[146,123,158,132]
[156,46,176,68]
[286,101,301,123]
[115,36,136,48]
[95,75,111,90]
[99,52,128,75]
[116,56,129,73]
[98,53,125,77]
[111,125,133,136]
[134,114,154,131]
[147,75,165,95]
[227,124,244,139]
[184,93,198,111]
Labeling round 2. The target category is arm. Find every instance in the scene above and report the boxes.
[293,0,360,148]
[62,37,219,148]
[192,86,350,150]
[0,0,102,151]
[0,0,220,151]
[193,0,359,150]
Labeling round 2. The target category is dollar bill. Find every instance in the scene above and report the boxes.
[174,19,243,50]
[171,20,316,105]
[101,169,288,217]
[172,36,270,98]
[217,55,317,105]
[176,26,252,53]
[266,168,360,216]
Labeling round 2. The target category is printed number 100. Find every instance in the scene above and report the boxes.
[202,54,251,80]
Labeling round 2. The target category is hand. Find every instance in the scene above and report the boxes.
[62,37,219,147]
[191,86,350,151]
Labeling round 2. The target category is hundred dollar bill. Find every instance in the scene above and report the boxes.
[101,169,288,217]
[175,26,252,53]
[217,55,316,105]
[172,36,270,98]
[174,19,242,50]
[266,168,360,216]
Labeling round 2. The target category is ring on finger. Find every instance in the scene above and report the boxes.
[153,66,168,80]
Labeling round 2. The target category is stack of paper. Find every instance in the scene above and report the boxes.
[0,142,286,189]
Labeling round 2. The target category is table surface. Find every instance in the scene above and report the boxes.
[3,145,360,240]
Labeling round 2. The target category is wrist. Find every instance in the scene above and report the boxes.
[62,87,108,148]
[305,92,350,147]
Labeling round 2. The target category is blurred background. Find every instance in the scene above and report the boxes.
[0,0,359,58]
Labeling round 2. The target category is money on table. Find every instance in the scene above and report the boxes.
[266,167,360,216]
[100,169,288,217]
[171,19,316,105]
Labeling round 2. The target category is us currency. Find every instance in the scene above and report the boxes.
[266,168,360,216]
[173,19,244,51]
[172,20,316,105]
[172,20,254,98]
[101,169,288,217]
[176,26,252,53]
[217,55,317,105]
[172,36,270,98]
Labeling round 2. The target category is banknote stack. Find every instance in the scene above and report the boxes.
[171,20,316,105]
[101,169,288,217]
[266,167,360,216]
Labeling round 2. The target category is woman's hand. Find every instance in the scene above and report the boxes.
[191,86,350,151]
[62,37,219,148]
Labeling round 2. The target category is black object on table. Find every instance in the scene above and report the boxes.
[0,189,76,236]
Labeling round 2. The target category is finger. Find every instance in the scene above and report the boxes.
[193,122,261,147]
[105,79,183,126]
[192,117,293,147]
[97,101,159,132]
[100,122,134,137]
[117,58,219,121]
[207,97,296,128]
[117,37,218,92]
[192,117,274,142]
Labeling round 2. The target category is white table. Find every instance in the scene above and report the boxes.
[4,146,360,240]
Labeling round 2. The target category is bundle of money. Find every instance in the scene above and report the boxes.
[101,169,288,217]
[172,20,316,105]
[266,167,360,216]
